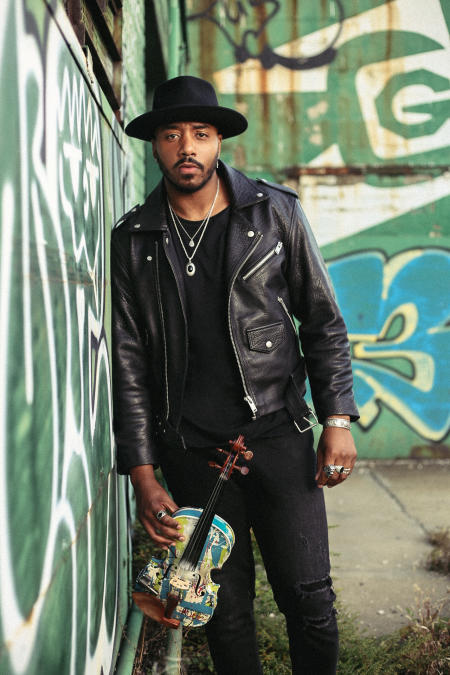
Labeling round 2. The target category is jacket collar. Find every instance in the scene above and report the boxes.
[134,181,168,231]
[220,161,269,209]
[128,161,269,232]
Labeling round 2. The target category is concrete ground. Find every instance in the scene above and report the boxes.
[324,459,450,636]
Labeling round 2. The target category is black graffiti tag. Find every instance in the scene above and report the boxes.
[188,0,344,69]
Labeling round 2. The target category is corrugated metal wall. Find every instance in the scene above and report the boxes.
[0,0,183,672]
[186,0,450,459]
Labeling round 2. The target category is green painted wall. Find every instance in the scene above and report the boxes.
[122,0,147,206]
[186,0,450,458]
[0,0,150,672]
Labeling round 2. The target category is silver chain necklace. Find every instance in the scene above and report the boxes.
[167,179,220,277]
[170,210,206,248]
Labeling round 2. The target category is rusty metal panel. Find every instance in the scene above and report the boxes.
[186,0,450,458]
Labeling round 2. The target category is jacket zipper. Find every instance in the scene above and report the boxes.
[228,233,263,419]
[242,241,283,281]
[278,296,297,332]
[154,241,170,421]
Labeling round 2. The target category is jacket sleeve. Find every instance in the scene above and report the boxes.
[285,198,359,422]
[111,227,159,473]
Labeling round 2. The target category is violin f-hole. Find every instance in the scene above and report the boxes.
[193,572,205,596]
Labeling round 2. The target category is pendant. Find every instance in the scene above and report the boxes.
[186,262,196,276]
[188,240,195,248]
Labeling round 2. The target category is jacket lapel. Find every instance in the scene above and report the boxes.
[221,162,268,285]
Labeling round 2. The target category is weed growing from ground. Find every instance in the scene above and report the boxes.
[426,529,450,575]
[337,596,449,675]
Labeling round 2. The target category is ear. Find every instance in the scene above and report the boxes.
[151,140,157,159]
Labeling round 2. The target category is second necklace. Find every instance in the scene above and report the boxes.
[167,179,220,277]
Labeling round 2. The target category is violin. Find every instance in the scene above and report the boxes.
[133,435,252,629]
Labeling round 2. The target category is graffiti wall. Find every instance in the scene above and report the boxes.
[0,0,144,672]
[186,0,450,458]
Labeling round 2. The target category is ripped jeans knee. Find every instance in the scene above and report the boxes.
[276,575,337,629]
[275,576,339,673]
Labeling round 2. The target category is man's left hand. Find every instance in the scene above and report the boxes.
[315,423,357,488]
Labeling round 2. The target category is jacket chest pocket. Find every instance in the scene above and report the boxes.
[247,321,285,353]
[242,241,283,281]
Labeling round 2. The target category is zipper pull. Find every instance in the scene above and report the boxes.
[244,396,258,419]
[275,241,283,255]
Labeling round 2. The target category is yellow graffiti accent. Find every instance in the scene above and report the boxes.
[354,368,448,440]
[353,303,435,393]
[381,250,422,300]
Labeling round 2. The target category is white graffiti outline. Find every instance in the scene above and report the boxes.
[0,2,123,673]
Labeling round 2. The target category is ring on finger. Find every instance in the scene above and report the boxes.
[323,465,336,478]
[340,467,351,475]
[156,509,168,521]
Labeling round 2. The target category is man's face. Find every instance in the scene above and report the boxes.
[152,122,222,193]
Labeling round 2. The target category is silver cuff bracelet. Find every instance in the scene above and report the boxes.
[323,417,351,430]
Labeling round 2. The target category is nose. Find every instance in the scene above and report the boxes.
[179,131,195,157]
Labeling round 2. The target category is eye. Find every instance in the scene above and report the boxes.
[166,133,179,141]
[196,132,208,138]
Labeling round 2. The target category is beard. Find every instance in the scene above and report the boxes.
[154,149,219,194]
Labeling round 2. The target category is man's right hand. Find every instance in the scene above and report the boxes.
[130,465,185,547]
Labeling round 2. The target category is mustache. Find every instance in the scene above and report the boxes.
[173,157,204,170]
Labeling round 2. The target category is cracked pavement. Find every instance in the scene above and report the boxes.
[324,460,450,636]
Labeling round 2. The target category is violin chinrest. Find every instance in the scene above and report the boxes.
[132,591,180,629]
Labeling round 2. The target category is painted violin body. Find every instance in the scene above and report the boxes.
[133,435,252,629]
[135,507,234,627]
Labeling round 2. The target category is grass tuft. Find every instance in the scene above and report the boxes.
[426,529,450,575]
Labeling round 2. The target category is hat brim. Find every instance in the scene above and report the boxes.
[125,105,247,141]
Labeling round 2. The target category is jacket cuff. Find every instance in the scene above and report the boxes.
[116,441,160,475]
[315,402,359,425]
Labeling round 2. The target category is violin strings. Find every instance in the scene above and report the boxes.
[181,473,227,565]
[180,455,232,567]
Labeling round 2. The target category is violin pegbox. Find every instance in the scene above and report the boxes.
[209,434,253,477]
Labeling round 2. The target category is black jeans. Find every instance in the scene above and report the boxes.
[160,429,338,674]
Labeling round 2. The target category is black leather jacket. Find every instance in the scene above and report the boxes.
[111,161,358,473]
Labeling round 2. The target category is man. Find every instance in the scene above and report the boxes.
[112,75,358,674]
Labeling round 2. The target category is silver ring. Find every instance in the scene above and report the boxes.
[340,468,351,475]
[156,509,168,521]
[323,465,336,478]
[334,465,344,473]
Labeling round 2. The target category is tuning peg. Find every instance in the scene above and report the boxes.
[235,466,249,475]
[243,450,253,461]
[208,461,222,470]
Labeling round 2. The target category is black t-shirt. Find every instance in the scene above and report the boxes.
[168,204,293,447]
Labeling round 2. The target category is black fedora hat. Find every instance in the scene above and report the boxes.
[125,76,248,141]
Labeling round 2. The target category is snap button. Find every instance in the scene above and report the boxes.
[134,223,141,229]
[147,256,152,261]
[165,237,169,244]
[265,340,273,348]
[256,192,264,197]
[248,231,255,237]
